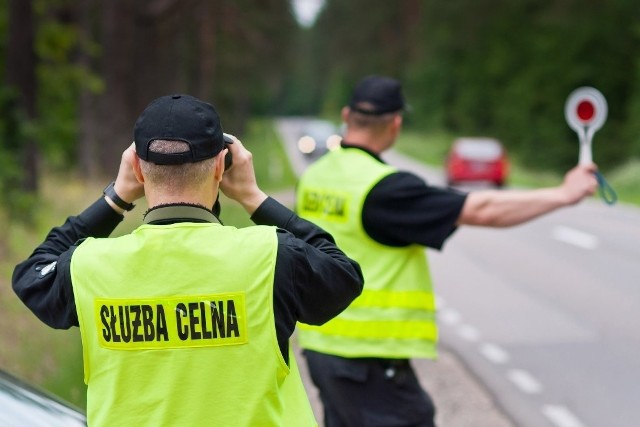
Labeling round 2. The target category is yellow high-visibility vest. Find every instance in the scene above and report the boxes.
[297,148,438,359]
[71,220,316,426]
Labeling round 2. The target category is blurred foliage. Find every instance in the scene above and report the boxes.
[396,129,452,166]
[292,0,640,174]
[0,0,298,215]
[606,159,640,205]
[1,0,640,208]
[34,2,102,168]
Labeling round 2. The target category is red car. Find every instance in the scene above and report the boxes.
[445,137,509,187]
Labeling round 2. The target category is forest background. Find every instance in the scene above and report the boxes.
[1,0,640,408]
[4,0,640,209]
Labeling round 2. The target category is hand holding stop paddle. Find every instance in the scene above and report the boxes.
[565,87,617,205]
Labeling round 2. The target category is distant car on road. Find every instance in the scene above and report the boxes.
[445,137,509,187]
[0,369,86,426]
[297,119,342,159]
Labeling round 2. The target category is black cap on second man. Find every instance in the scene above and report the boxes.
[349,76,406,115]
[134,94,224,165]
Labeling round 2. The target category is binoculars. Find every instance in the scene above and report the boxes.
[223,133,234,169]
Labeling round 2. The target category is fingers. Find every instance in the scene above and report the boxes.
[224,135,254,171]
[219,136,266,212]
[121,143,136,166]
[581,162,598,173]
[225,134,246,156]
[114,143,145,203]
[561,163,599,203]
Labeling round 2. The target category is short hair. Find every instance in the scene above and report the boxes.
[347,107,399,131]
[139,140,216,190]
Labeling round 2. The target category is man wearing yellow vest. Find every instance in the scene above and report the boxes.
[296,76,599,426]
[12,94,364,426]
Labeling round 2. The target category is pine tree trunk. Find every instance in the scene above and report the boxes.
[6,0,39,192]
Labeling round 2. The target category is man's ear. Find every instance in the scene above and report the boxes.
[213,149,226,182]
[341,106,350,122]
[133,155,145,183]
[393,113,403,129]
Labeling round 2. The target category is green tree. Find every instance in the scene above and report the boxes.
[4,0,38,219]
[2,1,299,189]
[297,0,640,171]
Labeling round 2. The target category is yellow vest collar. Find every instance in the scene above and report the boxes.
[143,204,220,224]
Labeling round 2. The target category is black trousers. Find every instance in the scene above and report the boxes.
[304,350,436,427]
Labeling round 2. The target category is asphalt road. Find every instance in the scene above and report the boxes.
[431,195,640,427]
[276,117,640,427]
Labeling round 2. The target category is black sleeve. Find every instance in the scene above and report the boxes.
[12,197,125,329]
[362,172,468,250]
[251,197,364,360]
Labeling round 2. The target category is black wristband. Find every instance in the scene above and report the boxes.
[103,181,135,211]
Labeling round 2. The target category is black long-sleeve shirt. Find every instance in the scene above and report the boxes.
[340,144,468,250]
[12,196,364,363]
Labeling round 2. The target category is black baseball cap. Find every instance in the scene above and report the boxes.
[348,75,407,115]
[134,94,224,165]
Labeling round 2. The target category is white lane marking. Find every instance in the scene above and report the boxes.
[507,369,543,394]
[439,308,461,325]
[552,226,599,250]
[457,324,480,342]
[480,343,510,364]
[542,405,585,427]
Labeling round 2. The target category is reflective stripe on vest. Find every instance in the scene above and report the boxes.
[297,148,438,359]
